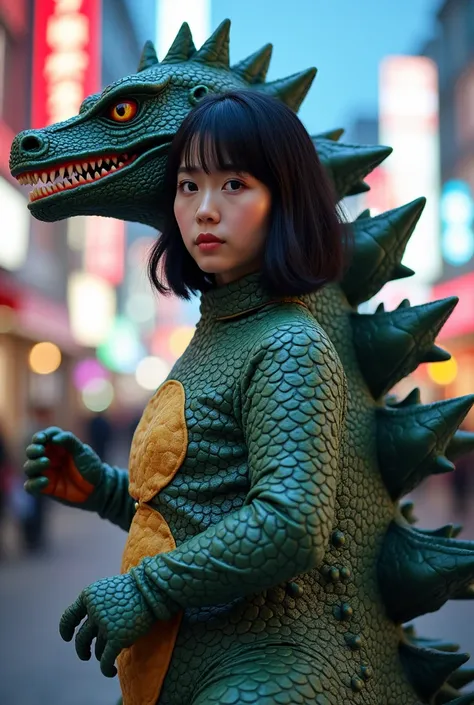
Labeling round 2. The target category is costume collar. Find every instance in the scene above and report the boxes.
[199,270,307,321]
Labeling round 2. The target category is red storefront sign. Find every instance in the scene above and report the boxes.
[31,0,101,129]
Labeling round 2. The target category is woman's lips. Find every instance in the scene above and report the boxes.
[197,242,223,251]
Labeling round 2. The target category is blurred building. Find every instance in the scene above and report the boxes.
[420,0,474,416]
[0,0,157,456]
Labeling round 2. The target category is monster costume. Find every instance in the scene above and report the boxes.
[10,18,474,705]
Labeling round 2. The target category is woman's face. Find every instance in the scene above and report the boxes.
[174,149,271,287]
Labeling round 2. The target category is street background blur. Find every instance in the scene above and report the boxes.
[1,0,474,703]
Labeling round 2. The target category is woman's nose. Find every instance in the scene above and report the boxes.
[196,193,219,222]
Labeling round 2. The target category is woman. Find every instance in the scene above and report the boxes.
[24,91,349,705]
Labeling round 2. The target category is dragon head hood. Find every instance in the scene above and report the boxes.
[9,20,316,230]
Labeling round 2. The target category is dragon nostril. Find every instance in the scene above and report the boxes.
[20,134,45,153]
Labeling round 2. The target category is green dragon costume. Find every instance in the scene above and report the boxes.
[10,19,474,705]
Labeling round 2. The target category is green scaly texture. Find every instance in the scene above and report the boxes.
[10,19,474,705]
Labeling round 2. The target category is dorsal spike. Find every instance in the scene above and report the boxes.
[231,44,272,84]
[397,298,410,309]
[377,395,474,499]
[448,666,474,690]
[357,208,371,220]
[446,429,474,461]
[315,127,345,142]
[388,387,422,408]
[435,683,464,703]
[314,138,392,205]
[341,198,426,306]
[418,523,463,539]
[400,501,418,524]
[375,302,385,313]
[452,583,474,599]
[403,624,460,652]
[352,297,459,399]
[260,68,317,112]
[421,344,452,363]
[391,262,416,281]
[399,641,469,702]
[345,180,371,196]
[378,519,474,622]
[446,695,474,704]
[162,22,196,63]
[137,40,159,72]
[193,19,230,69]
[433,455,456,473]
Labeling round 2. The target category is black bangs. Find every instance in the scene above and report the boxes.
[176,96,274,184]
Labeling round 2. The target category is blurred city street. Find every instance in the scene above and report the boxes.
[0,506,125,705]
[1,476,474,705]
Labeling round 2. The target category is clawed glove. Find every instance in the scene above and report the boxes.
[59,571,175,677]
[24,426,134,531]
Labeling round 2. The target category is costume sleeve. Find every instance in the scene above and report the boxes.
[131,323,347,614]
[85,464,135,532]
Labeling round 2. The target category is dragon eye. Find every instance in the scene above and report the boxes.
[108,99,138,122]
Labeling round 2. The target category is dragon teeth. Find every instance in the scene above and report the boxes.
[59,167,65,179]
[67,165,74,177]
[86,173,93,181]
[100,168,108,177]
[75,163,83,174]
[111,156,117,165]
[90,160,96,170]
[50,170,56,181]
[82,162,88,171]
[78,175,86,183]
[97,159,102,168]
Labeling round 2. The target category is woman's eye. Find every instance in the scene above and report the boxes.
[179,181,198,193]
[224,180,243,191]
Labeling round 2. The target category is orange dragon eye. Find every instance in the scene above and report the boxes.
[108,99,138,122]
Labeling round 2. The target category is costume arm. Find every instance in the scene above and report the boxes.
[131,324,346,614]
[87,464,135,532]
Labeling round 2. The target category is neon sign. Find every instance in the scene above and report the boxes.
[31,0,101,128]
[440,180,474,266]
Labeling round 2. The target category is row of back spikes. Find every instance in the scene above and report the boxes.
[135,19,316,113]
[320,121,474,705]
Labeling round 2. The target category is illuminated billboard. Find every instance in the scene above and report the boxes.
[379,56,441,288]
[31,0,101,128]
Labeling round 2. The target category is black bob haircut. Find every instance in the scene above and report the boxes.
[148,90,352,300]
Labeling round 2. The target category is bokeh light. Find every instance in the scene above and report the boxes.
[135,356,170,390]
[427,356,458,385]
[97,316,145,373]
[73,358,109,390]
[169,326,195,357]
[81,378,114,412]
[28,342,62,375]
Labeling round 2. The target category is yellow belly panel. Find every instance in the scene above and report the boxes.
[118,380,187,705]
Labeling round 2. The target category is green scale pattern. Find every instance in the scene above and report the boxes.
[10,18,474,705]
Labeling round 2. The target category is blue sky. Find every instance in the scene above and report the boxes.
[211,0,443,134]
